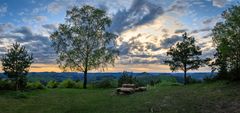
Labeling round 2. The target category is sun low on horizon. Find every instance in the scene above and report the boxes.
[0,0,238,72]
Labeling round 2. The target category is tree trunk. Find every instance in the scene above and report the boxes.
[184,70,187,85]
[83,70,87,89]
[15,78,19,91]
[183,63,187,85]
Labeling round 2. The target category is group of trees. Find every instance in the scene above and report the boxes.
[1,5,240,91]
[165,5,240,83]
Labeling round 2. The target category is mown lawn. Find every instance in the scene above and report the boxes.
[0,81,240,113]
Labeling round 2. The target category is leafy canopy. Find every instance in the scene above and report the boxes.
[212,5,240,79]
[1,42,33,78]
[165,33,203,72]
[50,5,119,72]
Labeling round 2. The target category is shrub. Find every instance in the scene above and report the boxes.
[0,79,14,90]
[0,79,15,90]
[26,81,45,90]
[118,71,138,87]
[93,79,117,88]
[58,79,76,88]
[74,81,83,89]
[148,76,183,88]
[46,80,58,88]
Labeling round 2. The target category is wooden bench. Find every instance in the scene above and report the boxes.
[116,84,146,94]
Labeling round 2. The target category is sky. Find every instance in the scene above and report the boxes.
[0,0,239,72]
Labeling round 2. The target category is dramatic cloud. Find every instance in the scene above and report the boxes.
[174,29,188,34]
[0,26,56,64]
[160,35,182,49]
[145,42,161,51]
[190,27,212,34]
[109,0,164,33]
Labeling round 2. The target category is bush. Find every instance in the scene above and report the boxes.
[74,81,83,89]
[26,81,45,90]
[58,79,76,88]
[118,71,138,87]
[93,79,117,88]
[46,80,59,88]
[0,79,15,90]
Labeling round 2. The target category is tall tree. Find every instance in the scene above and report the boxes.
[165,33,203,85]
[1,42,33,90]
[50,6,118,89]
[212,5,240,80]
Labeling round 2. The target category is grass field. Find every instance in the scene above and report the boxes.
[0,81,240,113]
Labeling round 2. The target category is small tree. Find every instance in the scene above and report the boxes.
[50,5,118,89]
[165,33,203,85]
[1,42,33,90]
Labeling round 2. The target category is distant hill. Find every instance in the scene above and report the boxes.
[0,72,215,83]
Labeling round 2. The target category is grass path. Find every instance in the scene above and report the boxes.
[0,81,240,113]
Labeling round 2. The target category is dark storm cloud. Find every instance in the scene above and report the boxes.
[203,18,213,25]
[145,42,161,51]
[42,24,58,30]
[119,54,167,65]
[118,34,164,65]
[109,0,164,33]
[190,27,212,34]
[160,35,182,49]
[174,29,188,34]
[13,26,33,36]
[0,26,56,64]
[119,34,144,55]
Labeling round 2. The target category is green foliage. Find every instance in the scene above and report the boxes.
[165,33,205,85]
[118,71,139,87]
[148,76,182,89]
[92,79,117,88]
[1,42,33,90]
[50,5,118,89]
[58,79,76,88]
[74,81,83,89]
[212,5,240,80]
[1,82,240,113]
[26,81,45,90]
[160,76,178,83]
[135,74,161,86]
[46,80,59,88]
[0,79,15,90]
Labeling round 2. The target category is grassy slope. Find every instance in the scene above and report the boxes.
[0,81,240,113]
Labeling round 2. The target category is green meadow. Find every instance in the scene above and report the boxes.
[0,81,239,113]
